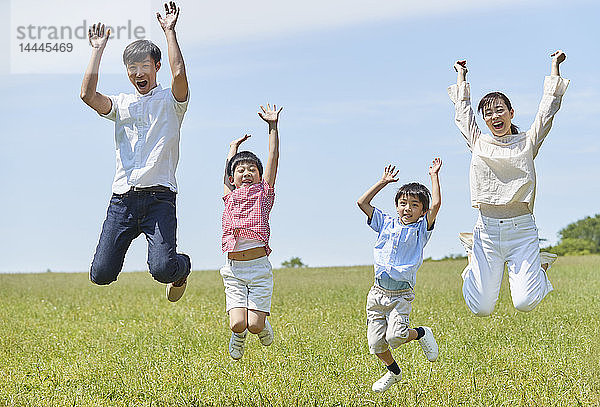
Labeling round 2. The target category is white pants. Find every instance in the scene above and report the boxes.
[462,213,553,316]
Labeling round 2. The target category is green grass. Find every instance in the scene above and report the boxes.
[1,256,599,406]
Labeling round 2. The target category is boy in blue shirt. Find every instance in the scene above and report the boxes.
[357,159,442,393]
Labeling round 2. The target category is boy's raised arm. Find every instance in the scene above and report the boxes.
[427,158,442,229]
[157,1,188,103]
[80,23,112,115]
[258,104,283,188]
[224,134,251,195]
[357,165,399,220]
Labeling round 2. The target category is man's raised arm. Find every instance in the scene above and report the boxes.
[80,23,112,115]
[157,1,188,102]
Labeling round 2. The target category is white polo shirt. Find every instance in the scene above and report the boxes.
[101,84,188,194]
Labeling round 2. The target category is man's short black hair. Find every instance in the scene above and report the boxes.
[395,182,431,212]
[227,151,263,178]
[123,39,161,66]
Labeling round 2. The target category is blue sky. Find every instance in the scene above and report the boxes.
[1,0,599,273]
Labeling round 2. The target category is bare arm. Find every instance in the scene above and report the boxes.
[224,134,251,195]
[80,23,112,115]
[258,104,283,187]
[427,158,442,229]
[357,165,399,220]
[157,2,188,102]
[454,60,467,85]
[550,49,566,77]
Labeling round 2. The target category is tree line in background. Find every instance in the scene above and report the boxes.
[283,214,600,268]
[544,214,600,256]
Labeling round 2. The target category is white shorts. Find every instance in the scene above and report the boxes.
[220,256,273,314]
[366,285,415,354]
[462,213,553,316]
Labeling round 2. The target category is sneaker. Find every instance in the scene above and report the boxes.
[166,254,191,302]
[540,252,558,270]
[459,232,473,254]
[372,370,402,393]
[418,326,439,362]
[229,331,247,360]
[258,319,274,346]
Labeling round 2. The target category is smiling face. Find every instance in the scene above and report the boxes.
[482,98,514,137]
[230,162,261,188]
[126,55,160,95]
[395,194,426,225]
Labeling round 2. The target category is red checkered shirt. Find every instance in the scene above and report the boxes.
[222,180,275,255]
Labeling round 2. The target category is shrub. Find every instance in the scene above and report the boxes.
[281,257,307,268]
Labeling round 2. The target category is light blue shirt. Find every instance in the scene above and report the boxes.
[368,207,433,288]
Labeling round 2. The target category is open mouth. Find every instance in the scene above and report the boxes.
[136,80,148,89]
[492,121,504,130]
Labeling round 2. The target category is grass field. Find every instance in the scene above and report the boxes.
[1,256,599,406]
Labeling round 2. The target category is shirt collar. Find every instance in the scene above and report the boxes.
[135,83,162,97]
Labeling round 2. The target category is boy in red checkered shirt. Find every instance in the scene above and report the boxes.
[221,104,282,360]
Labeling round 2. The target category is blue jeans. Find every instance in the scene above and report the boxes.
[90,188,190,285]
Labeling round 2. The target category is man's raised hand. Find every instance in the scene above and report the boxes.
[157,1,180,31]
[258,104,283,125]
[88,22,110,49]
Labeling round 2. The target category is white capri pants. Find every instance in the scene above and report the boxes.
[220,256,273,314]
[462,213,553,316]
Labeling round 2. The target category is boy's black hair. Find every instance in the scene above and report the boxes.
[227,151,263,178]
[395,182,431,212]
[477,91,519,134]
[123,39,161,66]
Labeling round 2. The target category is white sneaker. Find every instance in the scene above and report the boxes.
[229,331,247,360]
[372,370,402,393]
[418,326,439,362]
[540,252,558,270]
[459,232,473,254]
[258,319,274,346]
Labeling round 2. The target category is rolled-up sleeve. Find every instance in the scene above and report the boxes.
[368,207,387,233]
[99,95,117,121]
[171,89,189,119]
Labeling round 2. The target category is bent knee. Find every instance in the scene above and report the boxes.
[148,258,177,284]
[247,321,265,334]
[368,338,389,354]
[467,301,495,317]
[89,266,116,285]
[387,334,410,349]
[230,319,247,333]
[513,296,538,313]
